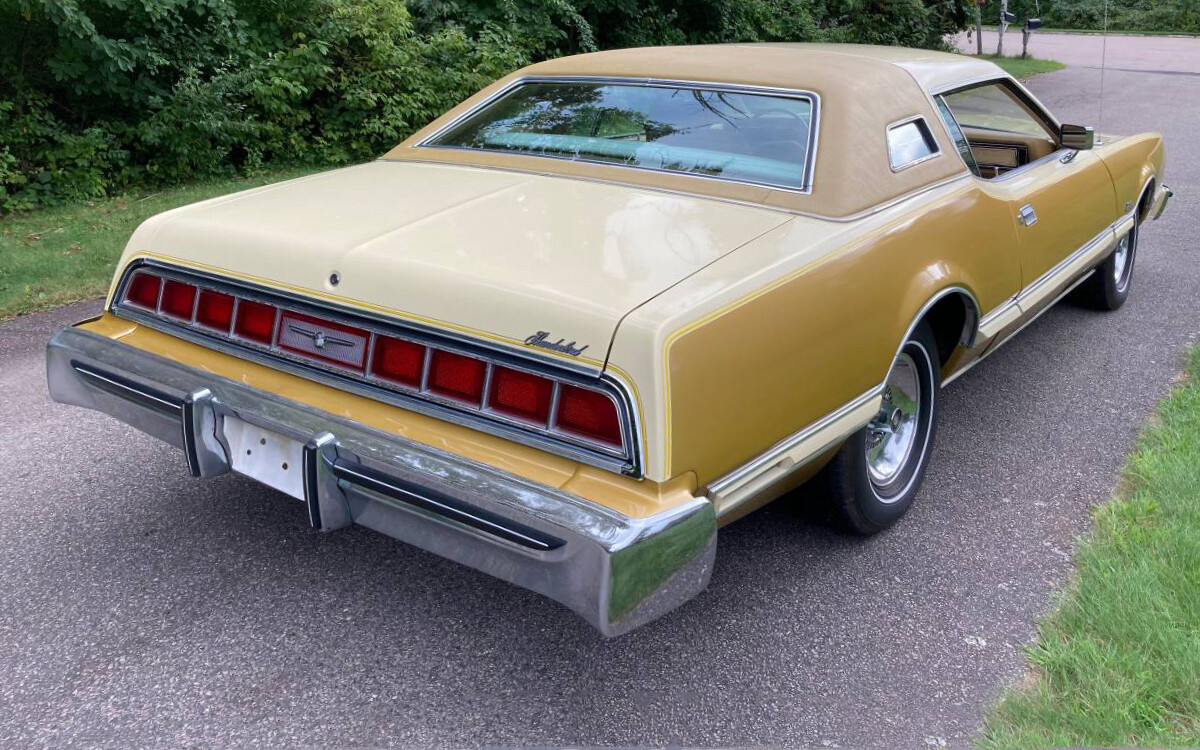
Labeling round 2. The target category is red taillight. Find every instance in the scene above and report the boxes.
[428,350,486,405]
[118,269,630,460]
[234,300,277,344]
[195,289,235,332]
[372,336,426,387]
[556,385,622,447]
[125,272,161,309]
[489,366,553,425]
[160,280,197,320]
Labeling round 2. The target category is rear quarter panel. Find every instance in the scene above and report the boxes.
[608,177,1023,485]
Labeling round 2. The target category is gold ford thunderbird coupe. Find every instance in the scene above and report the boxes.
[47,44,1171,635]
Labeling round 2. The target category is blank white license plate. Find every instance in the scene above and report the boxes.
[224,416,305,500]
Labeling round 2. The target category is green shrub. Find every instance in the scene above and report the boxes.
[413,0,971,57]
[1,0,524,211]
[1,0,969,214]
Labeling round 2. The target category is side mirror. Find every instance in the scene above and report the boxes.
[1061,123,1094,150]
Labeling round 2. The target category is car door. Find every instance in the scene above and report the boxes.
[936,81,1116,326]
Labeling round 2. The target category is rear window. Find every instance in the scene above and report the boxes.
[423,81,817,191]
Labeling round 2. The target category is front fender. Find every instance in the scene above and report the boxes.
[1096,132,1164,217]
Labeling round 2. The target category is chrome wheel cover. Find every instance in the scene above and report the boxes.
[1113,226,1136,292]
[865,352,922,490]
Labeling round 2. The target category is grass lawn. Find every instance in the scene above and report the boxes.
[979,54,1066,80]
[980,346,1200,749]
[0,166,320,320]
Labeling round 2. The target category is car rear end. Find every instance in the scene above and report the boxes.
[47,258,717,636]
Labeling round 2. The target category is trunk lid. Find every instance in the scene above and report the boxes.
[140,161,790,368]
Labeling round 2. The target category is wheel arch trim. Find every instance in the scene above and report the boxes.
[1135,175,1157,221]
[705,284,978,517]
[894,285,983,365]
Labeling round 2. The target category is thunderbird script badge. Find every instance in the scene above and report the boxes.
[524,331,589,357]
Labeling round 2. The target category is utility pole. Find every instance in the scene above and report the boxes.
[998,0,1009,56]
[975,1,984,55]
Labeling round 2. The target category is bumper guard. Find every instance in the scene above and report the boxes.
[47,326,716,636]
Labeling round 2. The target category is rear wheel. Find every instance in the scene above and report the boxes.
[1076,218,1138,311]
[818,322,940,535]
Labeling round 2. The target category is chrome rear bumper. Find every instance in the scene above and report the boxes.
[47,325,716,636]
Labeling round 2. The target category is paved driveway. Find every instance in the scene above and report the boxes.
[1,38,1197,749]
[958,28,1200,77]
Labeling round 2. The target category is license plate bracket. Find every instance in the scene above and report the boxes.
[224,416,306,500]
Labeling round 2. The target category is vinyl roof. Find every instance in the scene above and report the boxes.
[522,43,1006,95]
[386,44,1008,217]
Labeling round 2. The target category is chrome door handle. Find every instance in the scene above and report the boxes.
[1018,204,1038,227]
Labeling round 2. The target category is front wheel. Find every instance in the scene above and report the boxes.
[818,322,940,535]
[1076,219,1138,311]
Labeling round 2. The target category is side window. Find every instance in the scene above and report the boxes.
[935,97,980,177]
[942,84,1055,139]
[886,118,940,171]
[940,81,1059,179]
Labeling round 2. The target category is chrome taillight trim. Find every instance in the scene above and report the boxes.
[111,260,641,476]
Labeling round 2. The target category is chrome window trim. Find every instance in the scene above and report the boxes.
[975,146,1068,183]
[932,77,1065,182]
[886,115,943,173]
[111,259,643,477]
[930,75,1063,135]
[416,75,822,195]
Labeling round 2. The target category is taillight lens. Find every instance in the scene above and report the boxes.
[428,350,486,405]
[234,300,277,344]
[372,335,426,387]
[489,366,553,425]
[556,384,622,447]
[116,268,630,460]
[195,289,235,332]
[160,280,197,320]
[125,272,161,309]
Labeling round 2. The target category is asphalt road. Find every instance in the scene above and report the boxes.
[958,28,1200,77]
[2,37,1198,749]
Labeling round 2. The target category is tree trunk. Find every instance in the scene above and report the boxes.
[975,5,983,55]
[997,0,1008,56]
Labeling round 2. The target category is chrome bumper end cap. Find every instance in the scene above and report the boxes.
[46,326,716,637]
[1152,183,1173,221]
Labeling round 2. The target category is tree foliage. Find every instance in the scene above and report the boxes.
[976,0,1200,34]
[1,0,970,212]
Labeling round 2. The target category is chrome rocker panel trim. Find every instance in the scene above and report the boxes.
[706,387,881,516]
[47,326,717,637]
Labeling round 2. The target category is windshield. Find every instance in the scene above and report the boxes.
[423,81,816,190]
